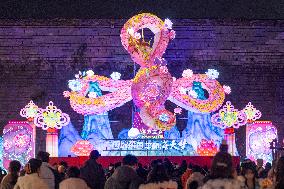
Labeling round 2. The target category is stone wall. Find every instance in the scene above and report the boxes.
[0,19,283,156]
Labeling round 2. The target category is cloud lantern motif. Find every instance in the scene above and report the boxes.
[34,101,70,130]
[211,101,247,129]
[242,102,262,122]
[20,101,39,121]
[68,80,83,92]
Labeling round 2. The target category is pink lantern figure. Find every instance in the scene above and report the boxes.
[3,121,34,169]
[34,101,70,157]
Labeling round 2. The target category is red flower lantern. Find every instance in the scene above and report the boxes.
[197,139,218,156]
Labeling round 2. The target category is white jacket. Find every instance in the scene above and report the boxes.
[39,162,55,189]
[201,178,247,189]
[59,178,90,189]
[139,180,178,189]
[13,173,49,189]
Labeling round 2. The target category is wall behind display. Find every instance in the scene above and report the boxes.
[0,19,283,157]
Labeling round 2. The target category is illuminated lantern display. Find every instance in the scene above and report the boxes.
[63,14,226,134]
[34,101,70,157]
[242,102,262,123]
[62,13,228,155]
[20,100,39,156]
[246,121,277,163]
[197,139,218,156]
[71,140,94,156]
[20,100,39,121]
[211,101,247,155]
[3,121,34,169]
[211,101,247,129]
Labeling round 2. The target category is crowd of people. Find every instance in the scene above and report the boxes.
[0,148,283,189]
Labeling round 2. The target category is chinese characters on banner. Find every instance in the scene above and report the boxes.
[105,139,188,152]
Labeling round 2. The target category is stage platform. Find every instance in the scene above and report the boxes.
[50,156,240,168]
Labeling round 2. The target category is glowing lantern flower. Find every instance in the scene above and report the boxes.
[134,32,141,40]
[127,28,135,36]
[68,80,83,92]
[20,100,39,120]
[3,141,12,151]
[14,133,30,148]
[242,102,262,122]
[159,113,169,122]
[164,18,173,29]
[205,69,219,79]
[86,70,95,77]
[128,128,140,139]
[174,107,182,114]
[63,91,71,98]
[182,69,193,78]
[160,66,168,74]
[34,101,70,130]
[211,101,247,129]
[88,92,98,98]
[169,30,176,40]
[197,139,218,156]
[71,140,94,156]
[110,72,121,80]
[189,90,198,99]
[223,85,231,94]
[179,87,187,95]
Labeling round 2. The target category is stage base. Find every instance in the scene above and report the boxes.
[50,156,240,168]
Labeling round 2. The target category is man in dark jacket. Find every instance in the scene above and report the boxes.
[104,155,143,189]
[80,150,106,189]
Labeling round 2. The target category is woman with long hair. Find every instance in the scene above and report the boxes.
[13,158,49,189]
[139,163,177,189]
[201,152,246,189]
[238,161,260,189]
[0,160,21,189]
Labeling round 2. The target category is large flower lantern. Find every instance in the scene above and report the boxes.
[34,101,70,157]
[63,13,227,140]
[197,139,218,156]
[211,101,247,155]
